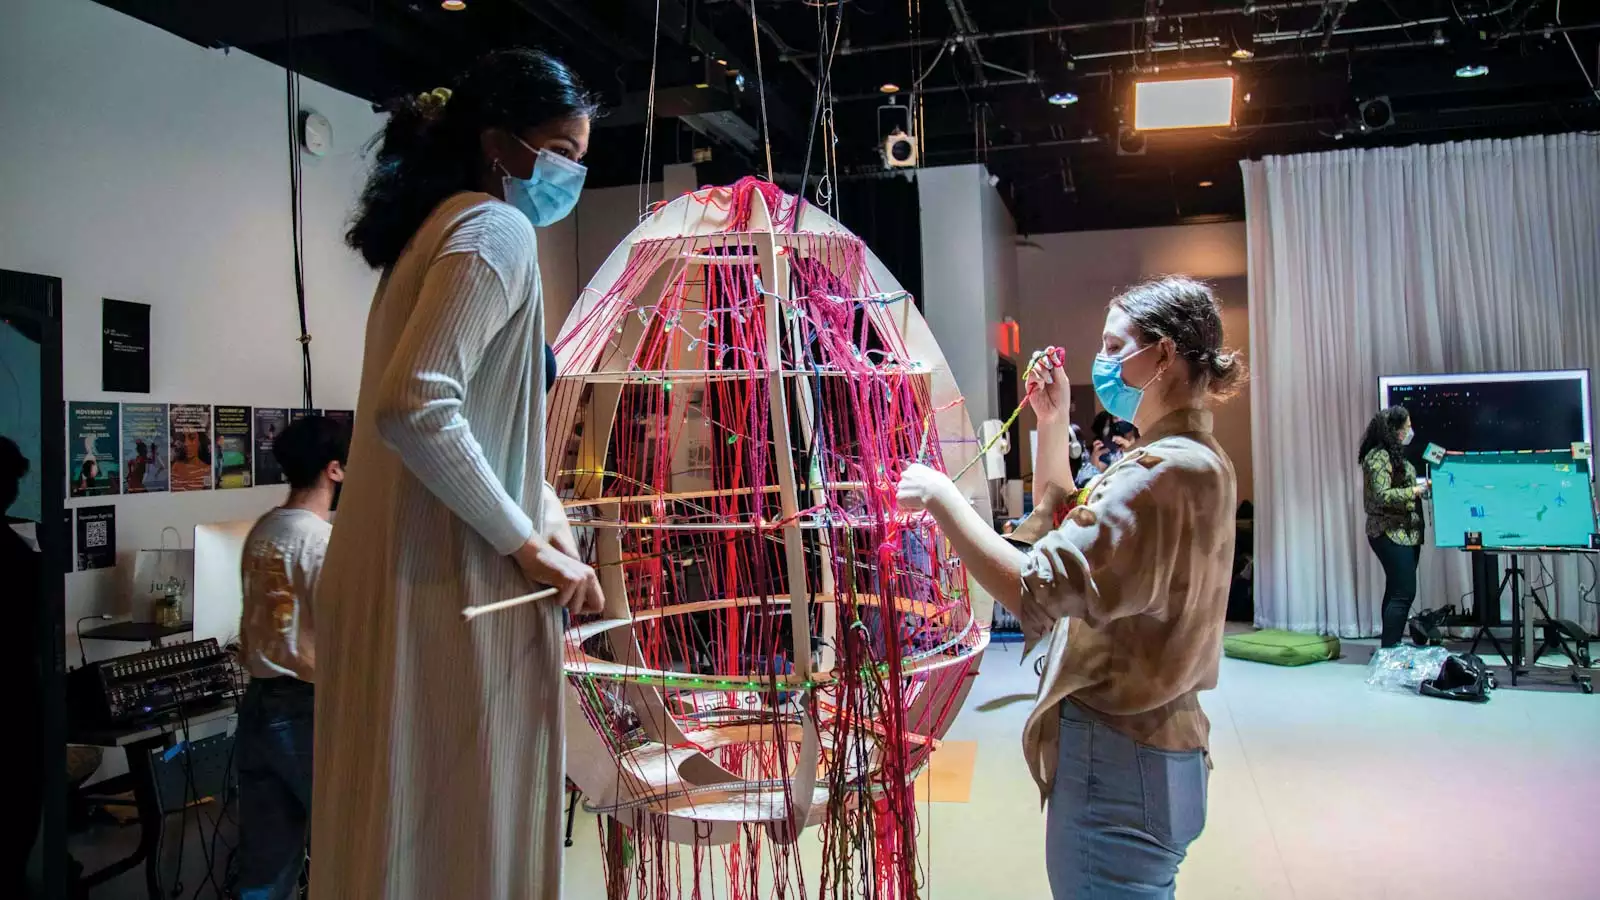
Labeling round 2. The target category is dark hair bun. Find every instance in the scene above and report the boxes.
[1205,349,1246,399]
[1111,276,1248,400]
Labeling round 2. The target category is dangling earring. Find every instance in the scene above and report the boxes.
[1138,345,1171,391]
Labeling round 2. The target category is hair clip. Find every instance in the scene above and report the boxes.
[417,87,453,110]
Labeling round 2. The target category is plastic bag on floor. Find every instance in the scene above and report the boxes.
[1366,645,1452,693]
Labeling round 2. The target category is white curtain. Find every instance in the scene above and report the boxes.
[1243,134,1600,638]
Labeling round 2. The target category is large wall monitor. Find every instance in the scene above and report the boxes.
[1379,369,1592,472]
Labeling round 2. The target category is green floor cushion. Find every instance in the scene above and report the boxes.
[1223,629,1341,666]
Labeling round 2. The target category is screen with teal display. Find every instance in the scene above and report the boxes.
[1430,451,1597,549]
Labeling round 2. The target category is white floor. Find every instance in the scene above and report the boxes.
[563,637,1600,900]
[73,637,1599,899]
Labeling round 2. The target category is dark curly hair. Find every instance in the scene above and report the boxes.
[347,48,600,269]
[1359,405,1410,474]
[272,415,350,490]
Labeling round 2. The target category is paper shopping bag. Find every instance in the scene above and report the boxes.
[130,526,194,622]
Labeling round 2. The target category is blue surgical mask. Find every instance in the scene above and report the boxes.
[1091,344,1159,424]
[500,139,587,227]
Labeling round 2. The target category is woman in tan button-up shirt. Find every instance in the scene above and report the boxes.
[898,276,1243,899]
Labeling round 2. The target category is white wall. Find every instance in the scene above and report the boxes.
[0,0,652,658]
[0,0,385,660]
[918,165,1017,423]
[981,175,1021,343]
[1013,222,1254,501]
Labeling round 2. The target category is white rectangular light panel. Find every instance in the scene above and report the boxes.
[1132,76,1235,130]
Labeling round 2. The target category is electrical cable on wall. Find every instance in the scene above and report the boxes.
[284,0,314,410]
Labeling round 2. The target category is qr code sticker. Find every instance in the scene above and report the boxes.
[84,520,108,548]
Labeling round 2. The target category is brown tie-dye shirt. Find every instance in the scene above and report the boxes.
[1007,408,1236,803]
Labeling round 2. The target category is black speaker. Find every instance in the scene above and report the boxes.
[1358,96,1394,132]
[150,731,235,814]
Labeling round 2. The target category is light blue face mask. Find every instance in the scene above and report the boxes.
[1091,343,1160,424]
[500,138,587,227]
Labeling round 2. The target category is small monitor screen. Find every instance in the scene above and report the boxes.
[1430,452,1596,549]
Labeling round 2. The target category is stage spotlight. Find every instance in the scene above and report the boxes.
[1456,64,1489,78]
[884,128,918,169]
[441,0,465,9]
[1132,76,1234,130]
[880,83,901,94]
[1048,91,1080,106]
[1198,180,1215,188]
[1116,127,1147,156]
[1358,96,1394,132]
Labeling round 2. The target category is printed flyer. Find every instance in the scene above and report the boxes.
[254,407,289,486]
[75,505,117,571]
[214,405,254,490]
[121,402,169,493]
[324,409,355,447]
[68,401,120,498]
[169,404,213,491]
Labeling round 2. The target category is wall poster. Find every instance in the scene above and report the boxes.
[324,409,354,447]
[121,402,169,494]
[169,403,213,491]
[68,400,120,498]
[254,407,289,486]
[214,405,253,489]
[102,298,151,393]
[75,505,117,571]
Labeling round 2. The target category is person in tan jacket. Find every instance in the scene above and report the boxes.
[897,276,1244,899]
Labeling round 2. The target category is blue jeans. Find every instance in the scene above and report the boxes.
[237,677,314,900]
[1046,702,1208,899]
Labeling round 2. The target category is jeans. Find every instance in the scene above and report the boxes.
[237,677,314,900]
[1046,702,1208,899]
[1368,536,1422,648]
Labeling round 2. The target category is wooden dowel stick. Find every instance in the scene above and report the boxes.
[461,587,560,622]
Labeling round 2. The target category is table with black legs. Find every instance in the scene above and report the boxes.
[71,700,237,899]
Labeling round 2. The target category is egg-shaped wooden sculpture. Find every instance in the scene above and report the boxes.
[546,178,992,897]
